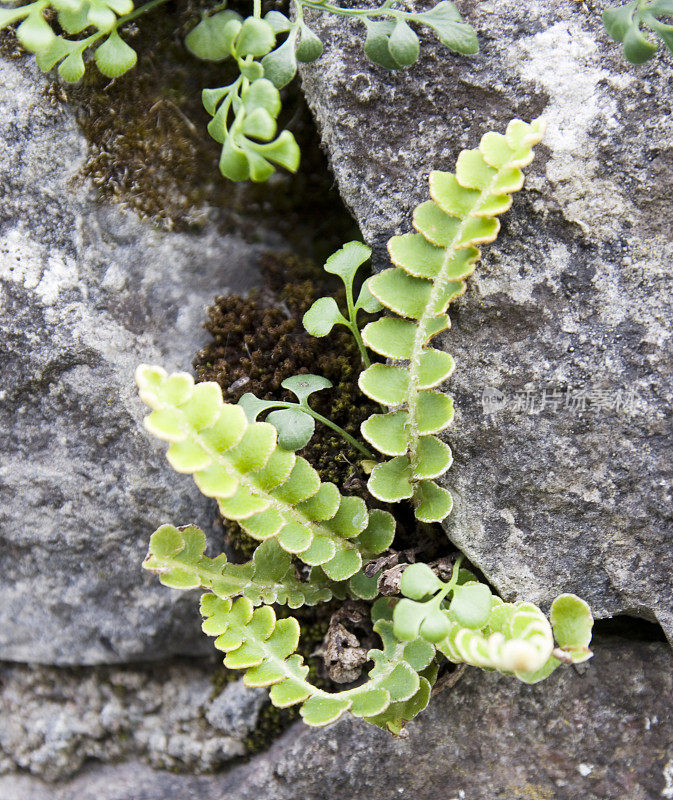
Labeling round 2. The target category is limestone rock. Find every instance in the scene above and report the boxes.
[0,56,272,664]
[298,0,673,636]
[0,660,268,781]
[0,636,670,799]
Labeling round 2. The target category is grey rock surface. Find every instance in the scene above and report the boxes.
[299,0,673,636]
[0,56,273,664]
[0,659,268,781]
[1,636,671,799]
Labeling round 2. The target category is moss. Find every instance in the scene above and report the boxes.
[0,28,24,59]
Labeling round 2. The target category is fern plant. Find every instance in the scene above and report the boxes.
[305,117,546,524]
[0,0,478,183]
[136,117,595,733]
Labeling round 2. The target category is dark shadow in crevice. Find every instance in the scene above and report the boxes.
[592,615,667,643]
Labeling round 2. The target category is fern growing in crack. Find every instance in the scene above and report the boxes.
[136,118,594,733]
[305,117,546,524]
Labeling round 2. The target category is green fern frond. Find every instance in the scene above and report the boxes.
[196,571,592,729]
[360,117,546,522]
[135,365,395,581]
[199,593,437,729]
[143,523,333,607]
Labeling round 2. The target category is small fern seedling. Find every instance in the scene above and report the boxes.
[238,373,373,457]
[0,0,168,80]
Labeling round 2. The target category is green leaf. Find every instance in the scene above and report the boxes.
[368,456,413,502]
[400,563,443,600]
[300,695,351,726]
[148,524,184,558]
[349,569,380,600]
[622,19,657,63]
[237,393,276,422]
[35,36,72,71]
[354,279,383,313]
[251,130,300,172]
[388,20,420,67]
[362,317,417,359]
[416,2,479,55]
[219,138,250,181]
[264,10,291,33]
[417,349,455,388]
[324,241,372,294]
[388,232,446,279]
[381,662,420,701]
[419,610,451,642]
[17,11,55,53]
[417,391,454,434]
[450,582,493,629]
[0,6,31,29]
[277,521,313,553]
[194,463,238,498]
[368,268,433,319]
[242,77,281,116]
[361,410,408,456]
[266,407,315,450]
[269,678,312,707]
[325,495,368,538]
[363,18,399,69]
[227,423,277,473]
[550,594,593,652]
[402,639,435,671]
[296,24,323,62]
[271,456,320,505]
[350,688,391,717]
[300,534,336,566]
[302,297,347,337]
[355,509,395,555]
[185,11,242,61]
[261,34,297,89]
[281,374,332,405]
[413,479,453,523]
[602,2,636,42]
[240,61,265,81]
[322,548,362,581]
[297,482,340,521]
[412,435,453,480]
[359,363,410,405]
[235,17,275,57]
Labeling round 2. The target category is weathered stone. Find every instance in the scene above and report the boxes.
[0,56,275,664]
[0,636,670,799]
[298,0,673,636]
[0,659,268,781]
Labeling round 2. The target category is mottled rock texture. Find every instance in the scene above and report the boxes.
[0,660,267,781]
[0,56,272,664]
[1,637,671,799]
[299,0,673,637]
